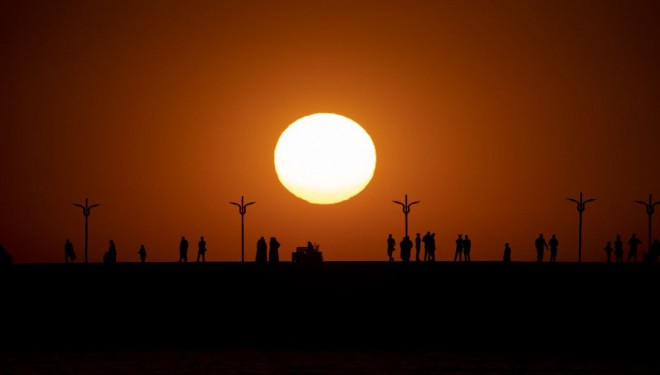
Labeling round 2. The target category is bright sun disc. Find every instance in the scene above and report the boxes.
[274,113,377,204]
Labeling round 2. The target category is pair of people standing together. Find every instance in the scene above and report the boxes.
[534,234,559,262]
[453,234,472,261]
[256,236,280,263]
[179,235,207,262]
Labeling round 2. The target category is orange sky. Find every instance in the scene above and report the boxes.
[2,0,659,263]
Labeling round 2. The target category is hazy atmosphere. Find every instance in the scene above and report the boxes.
[2,0,659,263]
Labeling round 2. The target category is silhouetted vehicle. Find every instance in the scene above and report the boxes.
[292,242,323,263]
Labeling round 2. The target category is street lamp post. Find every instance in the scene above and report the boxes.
[73,197,100,264]
[392,194,420,239]
[566,192,595,263]
[229,195,255,263]
[635,194,659,256]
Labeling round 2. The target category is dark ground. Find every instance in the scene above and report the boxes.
[1,261,659,353]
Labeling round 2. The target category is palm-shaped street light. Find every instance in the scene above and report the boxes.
[635,194,659,255]
[229,195,255,263]
[567,192,595,263]
[392,194,420,239]
[73,197,100,264]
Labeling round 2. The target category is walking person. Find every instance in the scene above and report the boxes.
[535,234,548,263]
[549,234,559,262]
[64,239,76,263]
[415,233,421,262]
[138,244,147,263]
[387,234,396,262]
[179,236,189,263]
[196,236,207,262]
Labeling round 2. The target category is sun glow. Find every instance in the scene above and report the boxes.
[274,113,377,204]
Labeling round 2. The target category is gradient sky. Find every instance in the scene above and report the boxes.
[2,0,659,263]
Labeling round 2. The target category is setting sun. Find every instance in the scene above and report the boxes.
[274,113,377,204]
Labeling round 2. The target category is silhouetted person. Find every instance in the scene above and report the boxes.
[256,236,267,263]
[400,235,413,262]
[179,236,189,263]
[103,240,117,264]
[387,234,396,261]
[614,234,624,263]
[269,237,280,263]
[463,234,472,261]
[535,234,548,262]
[454,234,463,261]
[422,231,431,261]
[428,232,436,261]
[604,241,613,263]
[0,244,12,267]
[549,234,559,263]
[64,239,76,263]
[138,244,147,263]
[650,239,660,263]
[197,236,207,262]
[415,233,421,261]
[503,243,511,262]
[628,233,641,263]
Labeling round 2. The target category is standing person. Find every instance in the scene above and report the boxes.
[535,234,548,262]
[604,241,613,263]
[64,239,76,263]
[463,234,472,262]
[428,233,436,261]
[503,243,512,262]
[415,233,422,262]
[103,240,117,264]
[422,231,432,261]
[387,234,396,262]
[269,237,280,263]
[399,235,412,262]
[197,236,207,263]
[138,244,147,263]
[549,234,559,263]
[179,236,189,263]
[256,237,267,263]
[454,234,464,262]
[628,233,641,263]
[614,234,624,263]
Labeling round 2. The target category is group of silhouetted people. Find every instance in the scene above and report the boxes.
[62,239,149,264]
[256,236,280,263]
[387,232,437,262]
[603,233,645,263]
